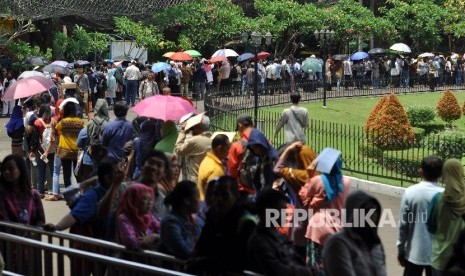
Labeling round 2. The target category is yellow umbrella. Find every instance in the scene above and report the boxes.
[163,52,175,58]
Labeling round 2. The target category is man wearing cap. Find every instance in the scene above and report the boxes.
[174,114,212,183]
[124,60,141,107]
[227,115,254,193]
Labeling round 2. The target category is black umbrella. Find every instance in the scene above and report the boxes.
[23,56,48,66]
[333,54,349,61]
[368,48,387,55]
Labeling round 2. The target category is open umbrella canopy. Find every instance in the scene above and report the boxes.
[43,64,70,75]
[170,52,193,61]
[163,52,175,58]
[209,56,228,63]
[132,95,198,121]
[18,71,45,80]
[351,51,369,61]
[23,56,48,67]
[237,53,254,62]
[184,50,202,58]
[51,60,69,67]
[257,52,270,60]
[74,60,91,66]
[212,49,239,58]
[302,58,322,73]
[389,43,412,53]
[418,52,435,58]
[368,48,386,55]
[2,76,56,101]
[152,62,171,73]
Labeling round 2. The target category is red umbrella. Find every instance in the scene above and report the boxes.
[169,52,193,61]
[257,51,270,60]
[2,76,56,101]
[132,95,198,121]
[209,56,228,63]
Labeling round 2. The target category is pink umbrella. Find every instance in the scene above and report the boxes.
[132,95,198,121]
[2,76,56,101]
[169,52,193,61]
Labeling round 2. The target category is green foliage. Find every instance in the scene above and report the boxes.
[359,143,383,159]
[406,105,435,126]
[6,40,42,62]
[114,17,164,51]
[324,0,393,42]
[381,148,434,177]
[436,90,461,124]
[155,0,253,50]
[428,130,465,160]
[53,25,113,60]
[381,0,447,50]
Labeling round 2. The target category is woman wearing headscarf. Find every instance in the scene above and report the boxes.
[273,141,318,257]
[154,121,178,154]
[427,158,465,274]
[298,156,350,274]
[323,190,387,276]
[115,183,160,250]
[5,105,25,156]
[246,128,279,192]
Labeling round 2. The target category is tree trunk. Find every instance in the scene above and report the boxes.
[278,31,300,58]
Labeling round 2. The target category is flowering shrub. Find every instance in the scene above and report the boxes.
[436,90,461,124]
[366,93,414,150]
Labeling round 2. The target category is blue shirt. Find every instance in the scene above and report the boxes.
[76,128,92,165]
[101,117,133,160]
[70,184,108,224]
[397,181,444,265]
[159,211,204,259]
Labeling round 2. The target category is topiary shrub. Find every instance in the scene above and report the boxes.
[365,95,389,133]
[406,105,435,126]
[366,93,415,150]
[437,90,461,125]
[427,130,465,160]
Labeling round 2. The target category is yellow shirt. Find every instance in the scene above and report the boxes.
[55,117,84,152]
[197,151,225,200]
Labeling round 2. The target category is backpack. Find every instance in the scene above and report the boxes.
[87,117,108,159]
[96,74,107,92]
[238,139,260,190]
[230,66,239,79]
[38,118,52,152]
[168,70,178,86]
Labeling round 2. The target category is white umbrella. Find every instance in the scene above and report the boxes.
[418,52,434,58]
[211,49,239,58]
[389,43,412,53]
[18,70,46,80]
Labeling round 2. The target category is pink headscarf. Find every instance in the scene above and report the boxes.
[117,183,154,233]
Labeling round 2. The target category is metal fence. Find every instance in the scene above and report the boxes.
[0,221,188,276]
[205,75,464,112]
[206,81,465,186]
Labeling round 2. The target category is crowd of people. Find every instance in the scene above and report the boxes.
[0,56,464,275]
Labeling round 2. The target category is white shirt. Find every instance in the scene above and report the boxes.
[124,65,141,81]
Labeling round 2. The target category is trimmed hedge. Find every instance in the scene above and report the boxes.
[406,105,435,126]
[381,148,434,177]
[427,130,465,160]
[437,90,461,124]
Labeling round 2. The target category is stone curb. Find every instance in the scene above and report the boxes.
[347,176,406,198]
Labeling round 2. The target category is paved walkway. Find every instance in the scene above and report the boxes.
[0,102,404,275]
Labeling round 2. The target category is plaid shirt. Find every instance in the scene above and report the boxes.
[0,187,45,227]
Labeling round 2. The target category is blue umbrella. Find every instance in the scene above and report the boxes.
[351,51,369,61]
[237,53,254,62]
[152,62,171,73]
[302,58,322,73]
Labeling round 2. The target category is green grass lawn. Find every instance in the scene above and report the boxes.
[265,91,465,128]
